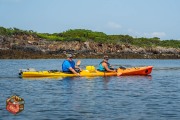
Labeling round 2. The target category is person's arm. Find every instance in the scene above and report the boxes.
[103,63,116,72]
[69,67,81,76]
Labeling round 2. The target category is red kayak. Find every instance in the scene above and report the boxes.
[117,66,153,76]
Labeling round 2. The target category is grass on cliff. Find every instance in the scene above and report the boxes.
[37,29,108,42]
[0,26,180,48]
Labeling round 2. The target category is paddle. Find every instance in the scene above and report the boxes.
[75,60,82,75]
[117,72,122,76]
[76,60,81,66]
[116,66,125,76]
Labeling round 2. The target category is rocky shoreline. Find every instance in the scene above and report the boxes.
[0,35,180,59]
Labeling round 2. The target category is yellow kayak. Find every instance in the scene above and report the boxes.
[19,66,153,78]
[19,70,117,78]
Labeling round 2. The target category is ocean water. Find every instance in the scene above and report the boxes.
[0,59,180,120]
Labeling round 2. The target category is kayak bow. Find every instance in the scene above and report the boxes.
[117,66,153,76]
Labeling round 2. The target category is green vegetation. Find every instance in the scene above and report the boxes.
[37,33,64,41]
[0,26,180,48]
[37,29,108,42]
[0,27,35,36]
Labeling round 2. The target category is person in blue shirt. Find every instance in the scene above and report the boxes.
[98,55,116,72]
[62,54,81,76]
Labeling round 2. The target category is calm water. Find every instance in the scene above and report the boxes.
[0,59,180,120]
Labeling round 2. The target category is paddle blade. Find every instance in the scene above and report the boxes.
[76,60,81,66]
[117,72,122,76]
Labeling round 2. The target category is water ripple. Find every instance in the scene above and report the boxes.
[0,59,180,120]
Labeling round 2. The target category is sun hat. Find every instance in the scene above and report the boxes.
[67,54,73,58]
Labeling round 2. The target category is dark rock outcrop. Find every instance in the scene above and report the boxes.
[0,35,180,59]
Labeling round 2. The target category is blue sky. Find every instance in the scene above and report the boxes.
[0,0,180,40]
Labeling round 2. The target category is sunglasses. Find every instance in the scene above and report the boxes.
[104,58,109,60]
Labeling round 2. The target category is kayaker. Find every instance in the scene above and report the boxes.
[98,55,116,72]
[62,54,81,76]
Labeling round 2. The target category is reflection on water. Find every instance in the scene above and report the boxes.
[154,67,180,71]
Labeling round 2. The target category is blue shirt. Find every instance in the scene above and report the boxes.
[62,60,75,72]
